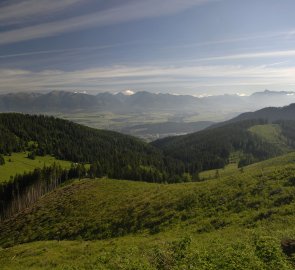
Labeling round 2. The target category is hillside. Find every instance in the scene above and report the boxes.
[0,113,187,221]
[0,113,185,182]
[217,103,295,126]
[249,124,290,152]
[1,152,295,269]
[1,113,295,269]
[152,119,295,173]
[0,152,71,183]
[2,114,294,187]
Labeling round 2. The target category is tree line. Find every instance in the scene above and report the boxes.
[0,113,187,182]
[0,163,88,221]
[152,119,287,172]
[2,114,295,221]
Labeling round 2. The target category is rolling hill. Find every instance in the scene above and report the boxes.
[2,112,295,185]
[0,113,189,224]
[1,112,295,269]
[0,152,72,183]
[0,113,185,183]
[216,103,295,126]
[152,119,295,172]
[1,152,295,269]
[151,97,295,174]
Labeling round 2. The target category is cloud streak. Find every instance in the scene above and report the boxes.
[0,0,215,45]
[0,43,133,59]
[1,64,295,92]
[158,49,295,66]
[198,50,295,62]
[0,0,82,26]
[166,29,295,50]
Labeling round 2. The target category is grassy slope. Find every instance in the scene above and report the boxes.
[199,124,291,180]
[249,124,290,152]
[199,151,241,180]
[199,163,238,180]
[0,152,72,183]
[1,153,295,269]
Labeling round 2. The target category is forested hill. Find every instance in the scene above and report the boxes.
[2,113,295,183]
[212,103,295,128]
[152,119,295,172]
[0,113,184,182]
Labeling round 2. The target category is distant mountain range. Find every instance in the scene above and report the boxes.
[1,89,295,115]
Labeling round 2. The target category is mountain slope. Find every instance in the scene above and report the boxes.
[1,152,295,269]
[0,113,184,182]
[0,152,71,183]
[152,119,292,172]
[218,103,295,126]
[4,150,294,247]
[249,124,290,152]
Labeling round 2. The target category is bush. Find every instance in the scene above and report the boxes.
[0,154,5,165]
[254,236,291,269]
[27,151,36,160]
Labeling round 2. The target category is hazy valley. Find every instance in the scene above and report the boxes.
[1,90,295,140]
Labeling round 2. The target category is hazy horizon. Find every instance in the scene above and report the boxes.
[0,88,294,98]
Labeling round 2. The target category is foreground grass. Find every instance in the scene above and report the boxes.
[0,152,72,183]
[1,152,295,269]
[1,226,294,270]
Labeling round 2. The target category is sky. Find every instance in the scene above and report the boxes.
[1,0,295,95]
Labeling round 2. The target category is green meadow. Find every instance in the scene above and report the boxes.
[1,152,295,269]
[0,152,72,183]
[199,124,292,181]
[249,124,291,152]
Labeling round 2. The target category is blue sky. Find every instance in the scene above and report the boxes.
[1,0,295,95]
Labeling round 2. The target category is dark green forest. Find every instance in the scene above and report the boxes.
[152,119,295,172]
[0,113,186,182]
[3,114,295,182]
[0,113,184,220]
[0,164,78,221]
[2,114,295,183]
[2,114,295,222]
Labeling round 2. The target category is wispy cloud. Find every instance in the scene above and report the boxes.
[0,43,133,59]
[166,29,295,49]
[0,0,215,45]
[1,64,295,92]
[198,49,295,62]
[0,0,82,26]
[163,49,295,65]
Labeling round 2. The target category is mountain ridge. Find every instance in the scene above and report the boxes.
[1,89,295,114]
[212,102,295,128]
